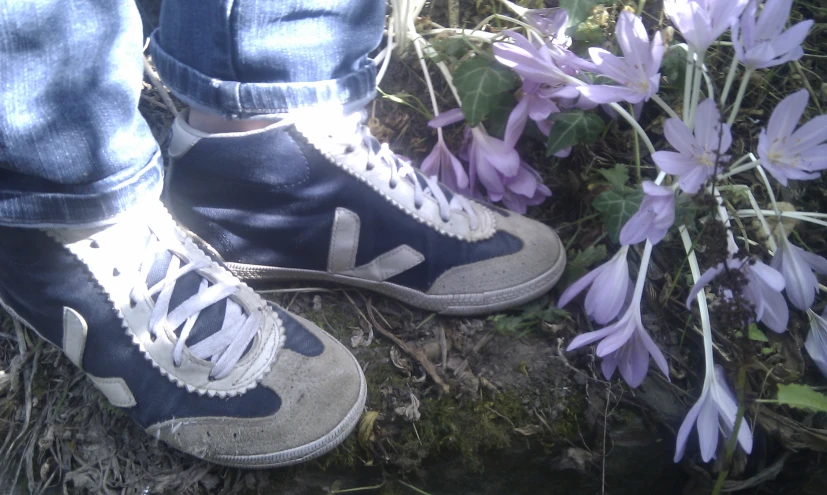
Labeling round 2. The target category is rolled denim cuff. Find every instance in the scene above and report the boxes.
[149,30,377,118]
[0,153,163,228]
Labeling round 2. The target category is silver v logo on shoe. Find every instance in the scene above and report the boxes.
[327,208,424,281]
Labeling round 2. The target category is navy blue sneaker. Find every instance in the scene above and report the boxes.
[166,110,565,315]
[0,201,366,467]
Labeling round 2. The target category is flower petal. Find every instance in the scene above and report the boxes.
[429,108,465,128]
[618,333,651,388]
[557,264,603,309]
[636,322,670,378]
[767,89,808,141]
[663,118,698,156]
[652,151,698,175]
[696,393,720,462]
[674,386,708,462]
[567,323,621,351]
[686,263,725,309]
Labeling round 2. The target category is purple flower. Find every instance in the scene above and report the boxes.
[805,309,827,378]
[770,234,827,311]
[652,99,732,193]
[686,257,789,333]
[733,0,813,70]
[505,81,560,145]
[428,108,550,211]
[674,365,753,462]
[420,134,469,193]
[493,31,593,90]
[500,161,551,214]
[757,89,827,185]
[619,182,676,246]
[523,8,570,46]
[567,293,670,388]
[578,11,664,104]
[664,0,749,53]
[558,246,631,324]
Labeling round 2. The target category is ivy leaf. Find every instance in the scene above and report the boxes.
[776,384,827,413]
[546,109,605,156]
[453,57,516,127]
[674,193,698,227]
[592,188,645,243]
[486,92,518,140]
[560,0,602,27]
[598,164,631,192]
[563,244,608,286]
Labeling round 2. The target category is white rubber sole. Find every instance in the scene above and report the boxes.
[227,250,566,316]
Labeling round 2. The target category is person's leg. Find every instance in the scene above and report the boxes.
[156,0,565,316]
[0,0,160,226]
[0,0,365,467]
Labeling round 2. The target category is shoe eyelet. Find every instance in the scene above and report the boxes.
[389,181,397,189]
[149,333,157,343]
[208,374,217,382]
[112,268,120,277]
[441,216,450,223]
[345,145,355,153]
[90,240,99,249]
[414,202,422,210]
[366,164,374,171]
[129,299,137,309]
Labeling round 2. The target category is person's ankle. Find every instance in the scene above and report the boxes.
[187,108,277,134]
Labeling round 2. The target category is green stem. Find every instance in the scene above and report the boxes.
[683,47,694,123]
[630,103,641,182]
[636,0,647,15]
[651,93,681,120]
[720,56,739,107]
[687,51,706,130]
[727,68,754,126]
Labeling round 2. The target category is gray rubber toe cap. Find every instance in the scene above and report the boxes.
[427,212,565,297]
[146,313,366,468]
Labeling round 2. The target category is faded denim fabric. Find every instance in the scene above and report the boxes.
[0,0,385,227]
[150,0,384,118]
[0,0,162,227]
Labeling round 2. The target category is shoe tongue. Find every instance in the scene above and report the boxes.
[146,250,249,354]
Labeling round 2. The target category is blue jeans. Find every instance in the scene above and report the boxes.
[0,0,384,227]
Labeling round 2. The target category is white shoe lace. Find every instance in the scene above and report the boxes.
[316,112,479,230]
[128,222,261,381]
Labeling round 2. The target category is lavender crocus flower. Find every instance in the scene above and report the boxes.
[558,246,631,325]
[566,281,670,388]
[523,8,570,46]
[686,257,789,333]
[500,161,552,214]
[578,11,664,104]
[664,0,749,54]
[493,31,594,90]
[505,81,560,145]
[652,99,732,194]
[757,89,827,185]
[420,133,469,193]
[770,234,827,311]
[733,0,813,70]
[674,365,753,462]
[619,182,676,246]
[429,108,551,211]
[804,309,827,378]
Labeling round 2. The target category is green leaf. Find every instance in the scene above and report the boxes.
[546,110,605,156]
[592,188,645,243]
[674,193,698,226]
[776,384,827,413]
[747,323,769,343]
[562,244,608,286]
[598,164,631,192]
[453,57,516,127]
[661,45,688,90]
[486,92,518,140]
[571,13,606,46]
[560,0,602,27]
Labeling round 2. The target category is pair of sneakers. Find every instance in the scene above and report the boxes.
[0,109,565,467]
